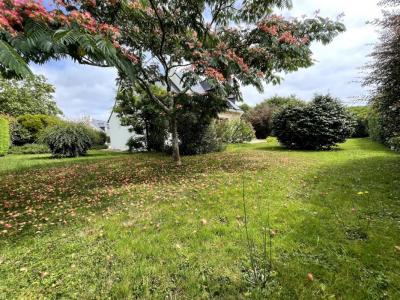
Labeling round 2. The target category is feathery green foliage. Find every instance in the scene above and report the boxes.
[40,123,92,158]
[0,40,32,79]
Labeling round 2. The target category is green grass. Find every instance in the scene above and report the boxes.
[0,138,399,299]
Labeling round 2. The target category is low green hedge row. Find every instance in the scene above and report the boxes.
[0,117,10,156]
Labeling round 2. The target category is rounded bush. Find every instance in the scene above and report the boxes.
[0,117,10,156]
[40,123,92,158]
[216,119,255,144]
[273,95,355,150]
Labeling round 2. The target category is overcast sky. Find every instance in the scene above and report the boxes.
[32,0,382,120]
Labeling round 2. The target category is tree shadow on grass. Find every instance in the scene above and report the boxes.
[249,141,346,153]
[272,154,400,298]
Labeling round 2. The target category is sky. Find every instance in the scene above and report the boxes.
[32,0,382,120]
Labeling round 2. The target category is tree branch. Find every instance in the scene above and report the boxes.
[79,57,109,68]
[136,75,171,114]
[148,0,171,92]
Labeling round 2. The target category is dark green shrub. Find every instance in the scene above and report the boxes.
[367,108,385,143]
[11,123,33,146]
[388,136,400,152]
[273,95,355,150]
[126,136,146,152]
[16,114,61,144]
[215,119,255,144]
[0,117,10,156]
[178,120,225,155]
[40,123,92,158]
[347,106,370,138]
[177,111,225,155]
[244,95,305,139]
[244,104,274,139]
[84,127,108,149]
[8,144,50,154]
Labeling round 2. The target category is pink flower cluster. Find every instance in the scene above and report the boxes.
[258,24,278,36]
[278,31,297,44]
[226,49,249,73]
[0,0,51,33]
[205,67,225,82]
[257,15,310,46]
[121,48,139,64]
[0,0,121,40]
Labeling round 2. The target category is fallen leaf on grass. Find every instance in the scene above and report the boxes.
[122,221,134,228]
[307,273,314,281]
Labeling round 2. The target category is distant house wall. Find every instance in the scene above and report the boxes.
[107,112,136,151]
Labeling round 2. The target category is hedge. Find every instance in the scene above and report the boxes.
[0,117,10,156]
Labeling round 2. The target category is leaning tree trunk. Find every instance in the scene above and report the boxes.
[170,115,182,166]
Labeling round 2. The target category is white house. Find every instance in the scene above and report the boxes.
[107,111,142,151]
[107,74,243,151]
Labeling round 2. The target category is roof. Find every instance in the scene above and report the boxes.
[108,71,243,121]
[170,72,243,113]
[91,119,107,131]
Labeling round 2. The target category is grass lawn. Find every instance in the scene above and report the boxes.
[0,138,399,299]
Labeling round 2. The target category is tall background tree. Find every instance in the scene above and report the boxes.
[364,0,400,145]
[0,0,345,164]
[0,75,61,116]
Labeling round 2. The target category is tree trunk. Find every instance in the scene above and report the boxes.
[171,115,182,166]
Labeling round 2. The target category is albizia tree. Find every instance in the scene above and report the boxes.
[0,0,345,164]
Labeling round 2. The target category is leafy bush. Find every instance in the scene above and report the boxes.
[178,120,225,155]
[216,119,255,144]
[16,114,62,144]
[176,110,221,155]
[84,127,108,148]
[367,108,385,143]
[388,136,400,152]
[0,117,10,156]
[244,103,274,139]
[244,95,305,139]
[11,123,32,146]
[126,136,146,152]
[8,144,50,154]
[347,106,370,138]
[40,123,92,158]
[273,95,355,150]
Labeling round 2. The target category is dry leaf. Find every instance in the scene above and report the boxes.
[307,273,314,281]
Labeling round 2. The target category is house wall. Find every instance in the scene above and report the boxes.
[107,113,136,151]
